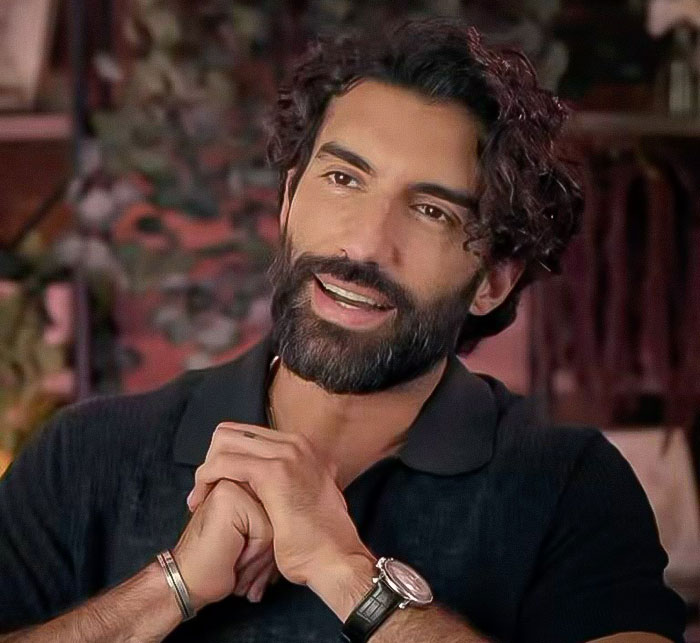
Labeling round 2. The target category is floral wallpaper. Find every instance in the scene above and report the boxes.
[57,0,574,395]
[1,0,576,465]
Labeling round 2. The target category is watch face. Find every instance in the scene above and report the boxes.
[383,559,433,605]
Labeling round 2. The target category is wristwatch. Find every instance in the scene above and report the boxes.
[340,557,433,642]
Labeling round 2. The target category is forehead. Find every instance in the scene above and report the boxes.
[313,79,481,185]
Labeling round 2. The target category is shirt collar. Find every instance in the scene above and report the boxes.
[172,334,498,476]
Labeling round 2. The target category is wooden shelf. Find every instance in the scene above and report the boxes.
[0,113,72,142]
[566,111,700,138]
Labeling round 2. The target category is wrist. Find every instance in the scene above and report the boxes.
[157,550,197,620]
[146,559,185,618]
[123,561,184,639]
[307,551,377,622]
[170,546,214,613]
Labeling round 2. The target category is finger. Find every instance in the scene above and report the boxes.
[186,480,215,512]
[187,476,258,512]
[246,560,277,603]
[234,549,274,597]
[191,425,281,510]
[189,452,270,511]
[215,422,291,444]
[211,423,314,460]
[189,430,287,511]
[234,548,274,596]
[236,533,272,569]
[216,431,288,459]
[187,425,284,511]
[190,479,273,551]
[211,426,299,461]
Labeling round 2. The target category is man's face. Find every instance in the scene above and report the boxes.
[270,80,484,393]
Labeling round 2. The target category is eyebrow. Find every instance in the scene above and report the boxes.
[315,141,376,176]
[315,141,479,212]
[409,182,479,213]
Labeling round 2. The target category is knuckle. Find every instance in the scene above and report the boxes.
[289,431,310,451]
[193,464,206,483]
[212,422,239,447]
[196,457,218,483]
[270,457,290,477]
[251,519,273,543]
[278,442,299,462]
[204,482,225,506]
[207,479,224,497]
[211,478,237,500]
[208,428,222,454]
[292,433,316,461]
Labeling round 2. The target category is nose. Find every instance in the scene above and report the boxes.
[338,196,402,267]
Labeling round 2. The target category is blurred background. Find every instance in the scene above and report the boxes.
[1,0,700,634]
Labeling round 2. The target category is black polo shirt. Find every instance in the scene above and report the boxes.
[0,336,686,642]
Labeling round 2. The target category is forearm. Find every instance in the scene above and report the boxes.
[311,554,490,643]
[373,604,489,643]
[0,561,182,643]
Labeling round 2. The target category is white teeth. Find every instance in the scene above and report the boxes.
[319,280,382,306]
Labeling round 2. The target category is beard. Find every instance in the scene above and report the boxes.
[268,237,481,394]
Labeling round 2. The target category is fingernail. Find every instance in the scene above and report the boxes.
[186,490,193,510]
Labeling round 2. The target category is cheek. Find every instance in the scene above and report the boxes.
[399,236,478,302]
[286,181,349,251]
[402,224,481,290]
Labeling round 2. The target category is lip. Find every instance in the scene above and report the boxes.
[310,277,395,330]
[313,272,392,309]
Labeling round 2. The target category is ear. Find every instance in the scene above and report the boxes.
[279,168,297,233]
[469,260,525,317]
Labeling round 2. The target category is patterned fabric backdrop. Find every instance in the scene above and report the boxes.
[8,0,668,463]
[57,0,571,395]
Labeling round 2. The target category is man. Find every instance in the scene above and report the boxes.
[0,17,685,643]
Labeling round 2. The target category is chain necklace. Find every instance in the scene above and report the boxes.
[265,355,281,431]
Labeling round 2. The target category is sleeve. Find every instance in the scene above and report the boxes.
[0,407,89,631]
[515,432,687,643]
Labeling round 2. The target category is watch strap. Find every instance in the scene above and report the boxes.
[340,579,403,642]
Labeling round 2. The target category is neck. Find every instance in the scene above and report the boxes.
[267,357,448,488]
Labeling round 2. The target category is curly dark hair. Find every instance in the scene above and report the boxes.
[266,17,583,352]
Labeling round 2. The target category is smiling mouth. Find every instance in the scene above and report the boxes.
[313,275,393,311]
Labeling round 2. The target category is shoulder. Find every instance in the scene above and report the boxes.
[485,374,665,544]
[481,373,604,473]
[21,338,270,484]
[59,369,203,444]
[477,373,641,519]
[11,369,206,490]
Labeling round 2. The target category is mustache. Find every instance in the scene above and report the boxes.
[269,248,414,311]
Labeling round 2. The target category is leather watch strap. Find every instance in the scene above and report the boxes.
[340,579,403,642]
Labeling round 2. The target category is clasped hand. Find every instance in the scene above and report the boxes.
[172,422,372,612]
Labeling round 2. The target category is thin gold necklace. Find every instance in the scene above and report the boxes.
[265,355,281,430]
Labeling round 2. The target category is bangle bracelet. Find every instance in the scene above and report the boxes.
[156,549,196,621]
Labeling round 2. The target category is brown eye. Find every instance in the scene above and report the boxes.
[324,171,359,188]
[415,204,449,223]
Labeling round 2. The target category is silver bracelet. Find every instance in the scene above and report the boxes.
[156,549,196,621]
